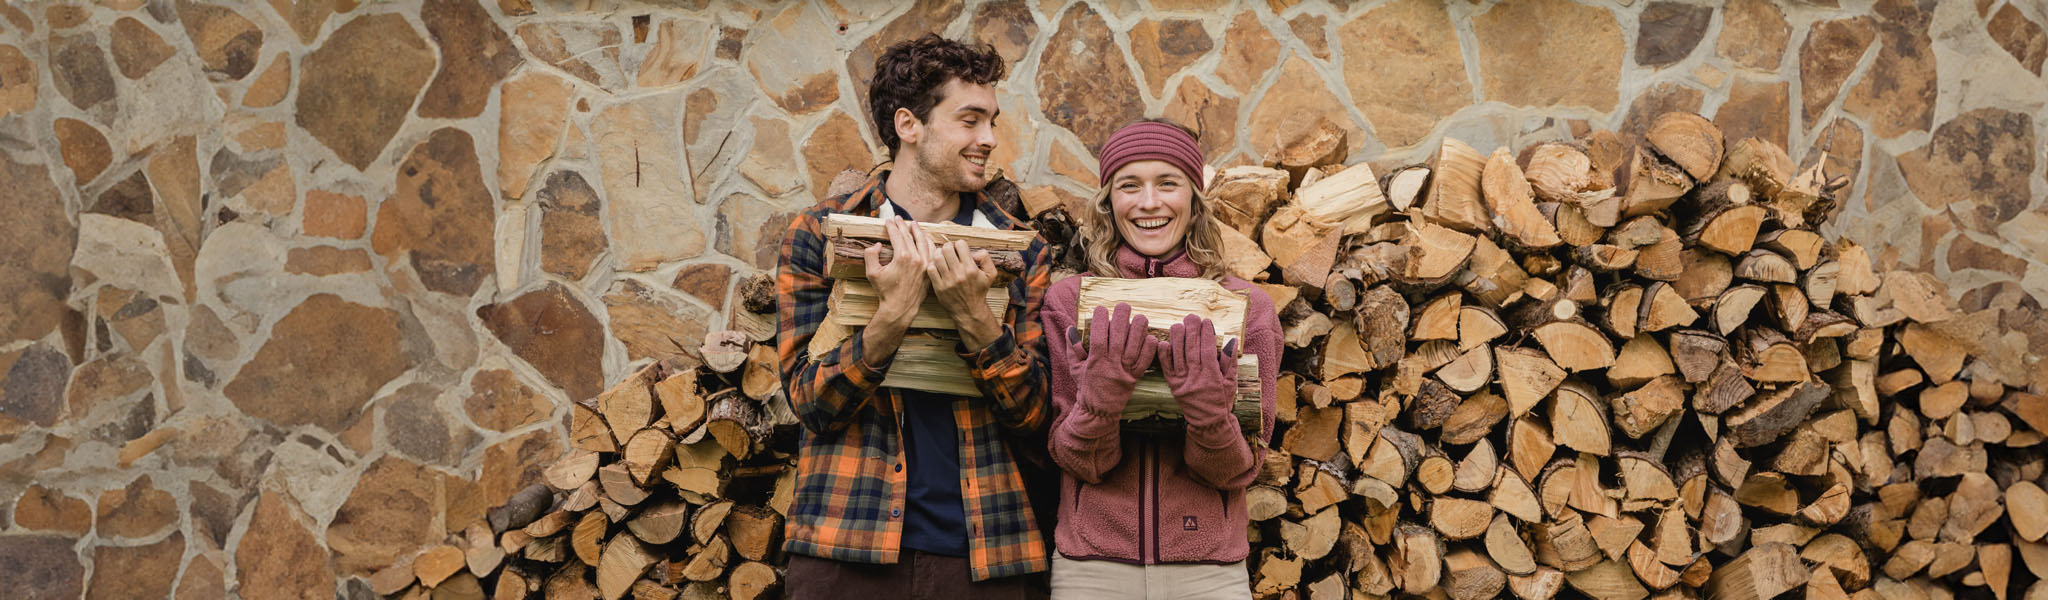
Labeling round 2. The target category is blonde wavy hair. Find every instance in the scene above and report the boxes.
[1081,119,1226,280]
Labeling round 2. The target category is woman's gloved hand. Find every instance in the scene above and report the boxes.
[1161,314,1239,427]
[1066,303,1156,416]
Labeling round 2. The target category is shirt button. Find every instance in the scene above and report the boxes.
[895,462,903,472]
[891,508,902,518]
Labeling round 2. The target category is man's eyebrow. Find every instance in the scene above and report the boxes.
[956,104,997,118]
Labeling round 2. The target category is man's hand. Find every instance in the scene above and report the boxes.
[930,239,1003,351]
[858,216,929,368]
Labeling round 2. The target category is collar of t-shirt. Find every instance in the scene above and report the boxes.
[880,195,995,229]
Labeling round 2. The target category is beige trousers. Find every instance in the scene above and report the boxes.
[1050,552,1251,600]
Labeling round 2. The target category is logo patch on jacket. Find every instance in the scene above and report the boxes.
[1182,516,1199,530]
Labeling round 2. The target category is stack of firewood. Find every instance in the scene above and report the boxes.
[370,112,2047,600]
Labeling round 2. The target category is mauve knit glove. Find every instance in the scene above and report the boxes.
[1068,303,1156,417]
[1162,314,1239,427]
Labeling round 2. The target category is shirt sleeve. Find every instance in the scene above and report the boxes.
[960,236,1053,435]
[777,210,888,435]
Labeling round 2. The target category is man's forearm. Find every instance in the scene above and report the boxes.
[859,300,917,369]
[955,306,1003,353]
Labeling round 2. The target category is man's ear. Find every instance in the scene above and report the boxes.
[893,107,920,148]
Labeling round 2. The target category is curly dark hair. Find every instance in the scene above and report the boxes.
[868,34,1006,158]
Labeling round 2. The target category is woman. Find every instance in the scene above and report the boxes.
[1040,119,1281,599]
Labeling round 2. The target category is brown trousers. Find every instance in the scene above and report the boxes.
[784,552,1046,600]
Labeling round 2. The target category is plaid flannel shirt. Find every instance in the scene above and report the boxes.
[776,173,1053,581]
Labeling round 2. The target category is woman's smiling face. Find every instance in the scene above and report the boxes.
[1108,160,1194,257]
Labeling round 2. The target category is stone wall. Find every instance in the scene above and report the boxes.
[0,0,2043,596]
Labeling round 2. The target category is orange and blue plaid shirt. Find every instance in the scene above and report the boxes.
[775,172,1053,581]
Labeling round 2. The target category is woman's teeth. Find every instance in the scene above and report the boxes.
[1133,218,1170,230]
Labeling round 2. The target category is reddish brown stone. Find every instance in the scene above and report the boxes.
[174,552,226,600]
[1339,0,1472,149]
[1990,4,2047,76]
[1476,0,1622,111]
[1289,14,1330,60]
[463,368,552,433]
[1248,55,1361,163]
[0,45,36,117]
[479,283,605,400]
[477,428,561,505]
[844,0,965,111]
[49,33,114,113]
[328,456,444,576]
[301,190,366,239]
[1713,78,1790,149]
[176,1,264,80]
[1898,108,2035,232]
[110,17,174,80]
[241,53,289,108]
[209,148,294,216]
[1949,235,2027,279]
[1807,117,1864,181]
[187,481,241,548]
[224,294,407,432]
[972,0,1038,65]
[803,110,874,199]
[1846,0,1938,138]
[1618,82,1705,149]
[91,170,153,224]
[241,490,337,594]
[87,531,183,600]
[1218,11,1279,94]
[496,70,572,199]
[419,0,521,118]
[55,120,111,188]
[0,535,83,599]
[13,485,90,534]
[1162,77,1239,160]
[1799,17,1876,127]
[95,476,177,539]
[1636,2,1712,67]
[604,278,712,362]
[536,170,606,281]
[0,345,69,427]
[297,14,435,170]
[283,246,372,276]
[146,136,203,302]
[44,5,87,28]
[517,22,622,88]
[267,0,332,44]
[1129,18,1213,96]
[373,128,497,295]
[1038,4,1145,152]
[0,4,26,33]
[673,263,733,311]
[64,353,151,426]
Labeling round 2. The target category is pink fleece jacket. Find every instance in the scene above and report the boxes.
[1042,246,1281,564]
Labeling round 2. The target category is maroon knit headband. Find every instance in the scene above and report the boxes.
[1096,121,1206,191]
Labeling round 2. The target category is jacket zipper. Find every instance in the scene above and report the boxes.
[1145,444,1158,563]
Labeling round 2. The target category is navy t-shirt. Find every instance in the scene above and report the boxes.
[887,195,975,557]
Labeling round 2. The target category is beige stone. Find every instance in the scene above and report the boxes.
[497,70,573,200]
[374,129,497,295]
[1049,141,1096,187]
[1248,55,1361,164]
[224,294,406,432]
[1038,4,1145,152]
[1339,0,1471,149]
[518,21,624,89]
[1799,17,1876,127]
[54,117,111,186]
[419,0,521,119]
[13,484,91,534]
[716,192,804,270]
[743,114,804,196]
[1218,11,1279,94]
[605,278,713,362]
[147,136,203,302]
[673,262,734,311]
[464,367,554,433]
[1636,2,1711,67]
[1129,18,1213,96]
[177,1,264,80]
[1845,0,1939,139]
[297,14,434,170]
[638,17,709,88]
[110,17,175,80]
[595,94,704,270]
[302,190,367,239]
[1948,234,2028,280]
[1289,13,1330,60]
[1989,4,2047,76]
[1714,78,1790,149]
[0,156,78,343]
[87,531,183,600]
[268,0,333,44]
[1163,77,1240,160]
[1717,0,1790,71]
[0,45,35,117]
[535,170,607,281]
[241,53,290,108]
[44,5,87,29]
[243,490,339,594]
[1476,0,1622,111]
[1693,64,1727,89]
[232,120,286,151]
[479,283,606,400]
[1898,108,2035,232]
[284,246,373,276]
[803,110,875,198]
[174,552,227,600]
[747,3,842,115]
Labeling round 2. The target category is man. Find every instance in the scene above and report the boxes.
[775,35,1051,599]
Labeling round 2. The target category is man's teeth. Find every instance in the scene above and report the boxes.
[1133,218,1170,230]
[966,156,987,166]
